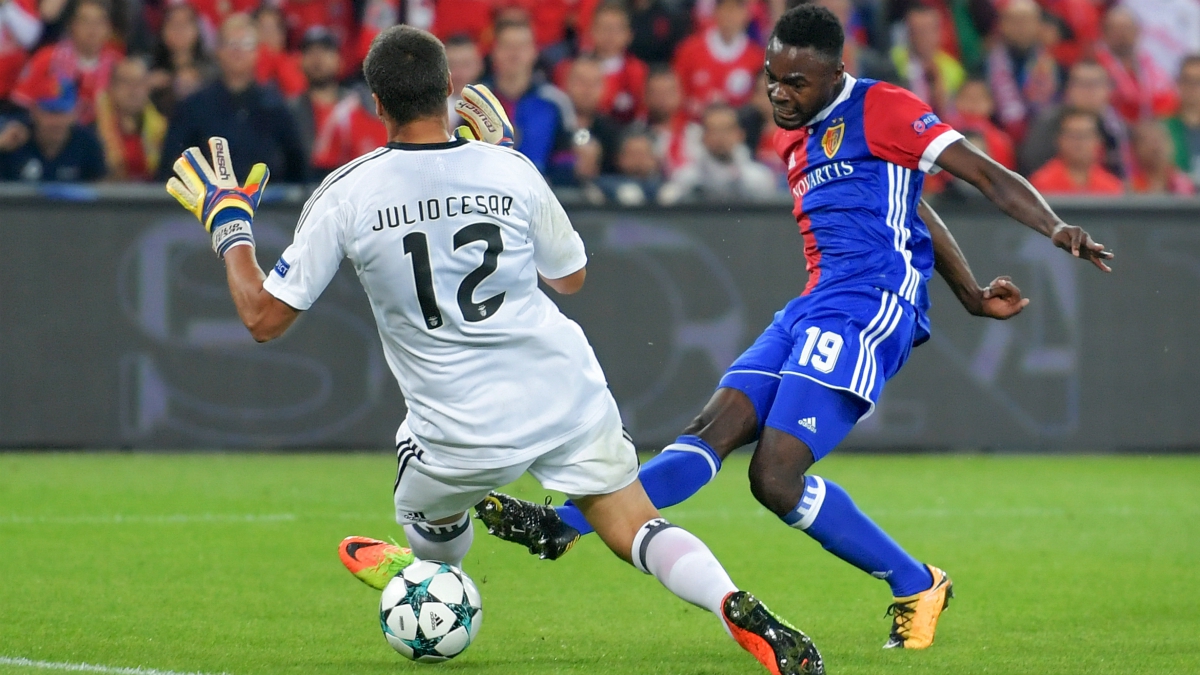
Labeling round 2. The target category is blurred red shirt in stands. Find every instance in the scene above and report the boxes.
[1095,7,1179,124]
[12,0,122,126]
[1038,0,1101,67]
[950,79,1016,170]
[254,6,306,98]
[278,0,356,66]
[1029,109,1124,195]
[293,27,385,176]
[555,3,648,124]
[673,0,763,119]
[0,0,40,99]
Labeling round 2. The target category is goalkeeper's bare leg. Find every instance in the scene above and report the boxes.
[573,479,824,675]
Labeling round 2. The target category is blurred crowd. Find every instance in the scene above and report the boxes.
[2,0,1200,202]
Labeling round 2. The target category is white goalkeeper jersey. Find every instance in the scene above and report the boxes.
[263,138,611,468]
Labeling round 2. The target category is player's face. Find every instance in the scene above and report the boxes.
[764,41,844,130]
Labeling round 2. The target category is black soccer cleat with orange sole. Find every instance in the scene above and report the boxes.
[722,591,825,675]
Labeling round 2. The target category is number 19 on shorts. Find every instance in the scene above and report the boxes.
[798,327,843,374]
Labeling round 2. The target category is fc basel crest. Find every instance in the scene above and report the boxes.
[821,119,845,159]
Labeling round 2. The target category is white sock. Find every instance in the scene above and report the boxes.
[631,518,738,617]
[404,513,474,568]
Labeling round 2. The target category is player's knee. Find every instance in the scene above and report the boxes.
[748,458,804,518]
[680,390,758,457]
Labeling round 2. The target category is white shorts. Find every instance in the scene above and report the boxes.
[392,398,639,524]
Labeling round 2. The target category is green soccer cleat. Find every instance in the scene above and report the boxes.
[474,492,581,560]
[722,591,825,675]
[338,536,415,590]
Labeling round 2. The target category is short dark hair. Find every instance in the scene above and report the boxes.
[363,25,449,126]
[771,5,843,62]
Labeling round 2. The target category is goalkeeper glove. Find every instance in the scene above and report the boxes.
[166,136,270,258]
[453,84,515,147]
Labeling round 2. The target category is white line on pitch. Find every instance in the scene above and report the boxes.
[0,656,231,675]
[0,514,295,525]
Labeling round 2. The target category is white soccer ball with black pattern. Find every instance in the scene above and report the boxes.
[379,560,483,662]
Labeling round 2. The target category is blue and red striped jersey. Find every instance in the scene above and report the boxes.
[775,75,963,338]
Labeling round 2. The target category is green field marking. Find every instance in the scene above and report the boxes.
[1,453,1197,675]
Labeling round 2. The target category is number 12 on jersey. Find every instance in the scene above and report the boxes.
[403,222,507,330]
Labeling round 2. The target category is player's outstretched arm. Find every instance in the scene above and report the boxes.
[922,199,1029,320]
[165,136,300,342]
[223,247,300,342]
[934,139,1113,272]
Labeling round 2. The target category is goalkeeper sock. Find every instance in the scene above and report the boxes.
[784,475,933,597]
[631,518,737,618]
[403,513,473,568]
[557,435,723,535]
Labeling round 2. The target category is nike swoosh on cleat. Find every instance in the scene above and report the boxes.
[345,541,379,560]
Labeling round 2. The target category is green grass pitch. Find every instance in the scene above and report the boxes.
[1,453,1197,675]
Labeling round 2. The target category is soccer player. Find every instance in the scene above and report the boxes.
[164,24,825,675]
[476,4,1113,651]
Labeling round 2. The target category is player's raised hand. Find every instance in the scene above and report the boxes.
[977,276,1029,320]
[453,84,515,147]
[166,136,269,258]
[1050,223,1113,272]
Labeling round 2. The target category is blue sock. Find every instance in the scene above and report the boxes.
[557,435,722,536]
[784,475,933,597]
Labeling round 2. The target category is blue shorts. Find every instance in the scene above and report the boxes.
[718,286,919,460]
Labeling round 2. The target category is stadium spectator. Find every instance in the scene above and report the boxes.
[1020,60,1130,179]
[644,66,697,176]
[672,0,764,119]
[278,0,355,67]
[1129,120,1194,195]
[148,4,213,119]
[812,0,901,85]
[737,70,782,173]
[11,0,121,127]
[1094,6,1179,124]
[890,3,964,115]
[0,78,104,181]
[1165,55,1200,185]
[95,56,166,181]
[986,0,1059,142]
[290,27,384,180]
[563,55,621,174]
[950,79,1016,171]
[885,0,997,73]
[1029,108,1124,195]
[1038,0,1102,68]
[182,0,257,47]
[0,0,42,100]
[627,0,692,66]
[253,5,306,98]
[445,34,484,127]
[658,103,776,203]
[595,127,666,205]
[1118,0,1200,78]
[486,18,575,175]
[157,13,307,183]
[586,3,647,124]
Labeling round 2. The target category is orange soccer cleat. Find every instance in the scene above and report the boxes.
[338,536,415,590]
[883,564,954,649]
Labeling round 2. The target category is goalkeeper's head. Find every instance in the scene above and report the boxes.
[363,25,451,131]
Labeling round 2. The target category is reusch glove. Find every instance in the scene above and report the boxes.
[166,136,270,258]
[453,84,515,148]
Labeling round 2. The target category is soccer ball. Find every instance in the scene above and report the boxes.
[379,560,483,662]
